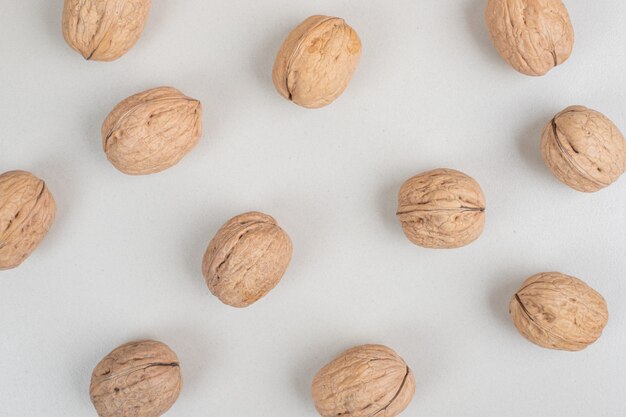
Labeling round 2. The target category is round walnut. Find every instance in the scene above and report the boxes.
[485,0,574,76]
[90,340,182,417]
[272,15,362,109]
[312,344,415,417]
[396,168,486,249]
[103,87,202,175]
[202,211,292,308]
[541,105,626,192]
[0,171,56,270]
[509,272,608,351]
[62,0,151,61]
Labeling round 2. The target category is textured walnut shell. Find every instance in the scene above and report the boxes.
[396,169,486,249]
[272,15,362,109]
[202,211,292,308]
[312,344,415,417]
[485,0,574,76]
[541,105,626,192]
[62,0,151,61]
[102,87,202,175]
[90,340,182,417]
[0,171,56,270]
[509,272,608,351]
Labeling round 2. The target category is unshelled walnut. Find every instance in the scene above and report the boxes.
[202,211,292,307]
[541,105,626,192]
[396,169,486,249]
[62,0,151,61]
[509,272,608,351]
[312,344,415,417]
[0,171,56,270]
[485,0,574,76]
[102,87,202,175]
[90,340,182,417]
[273,15,362,109]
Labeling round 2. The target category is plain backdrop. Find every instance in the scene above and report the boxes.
[1,1,625,416]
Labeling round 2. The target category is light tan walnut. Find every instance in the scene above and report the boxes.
[202,211,292,308]
[396,169,486,249]
[273,15,362,109]
[62,0,151,61]
[90,340,182,417]
[0,171,56,270]
[509,272,608,351]
[102,87,202,175]
[541,105,626,192]
[312,344,416,417]
[485,0,574,76]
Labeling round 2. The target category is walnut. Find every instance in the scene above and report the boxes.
[0,171,56,270]
[102,87,202,175]
[62,0,151,61]
[541,105,626,192]
[272,15,362,109]
[485,0,574,76]
[396,169,486,249]
[90,340,182,417]
[509,272,609,351]
[202,211,292,307]
[311,344,415,417]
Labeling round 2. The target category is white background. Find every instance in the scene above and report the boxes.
[1,1,625,416]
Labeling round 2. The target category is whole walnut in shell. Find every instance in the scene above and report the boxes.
[312,344,415,417]
[509,272,608,351]
[90,340,182,417]
[202,211,292,308]
[62,0,151,61]
[485,0,574,76]
[541,105,626,192]
[273,15,362,109]
[0,171,56,270]
[103,87,202,175]
[396,169,486,249]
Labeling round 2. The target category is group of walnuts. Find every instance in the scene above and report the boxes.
[1,1,624,417]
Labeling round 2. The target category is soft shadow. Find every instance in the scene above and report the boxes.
[488,271,522,330]
[464,0,506,67]
[517,113,552,176]
[250,23,287,95]
[45,1,65,48]
[378,178,402,234]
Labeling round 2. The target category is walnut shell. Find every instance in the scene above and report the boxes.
[272,15,362,109]
[0,171,56,270]
[102,87,202,175]
[202,211,292,308]
[311,344,416,417]
[62,0,151,61]
[509,272,608,351]
[541,105,626,192]
[396,169,486,249]
[90,340,182,417]
[485,0,574,76]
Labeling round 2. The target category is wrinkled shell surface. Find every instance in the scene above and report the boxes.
[90,340,182,417]
[485,0,574,76]
[509,272,608,351]
[312,344,415,417]
[62,0,151,61]
[102,87,202,175]
[202,211,292,308]
[541,105,626,192]
[396,169,486,249]
[0,171,56,270]
[272,15,362,109]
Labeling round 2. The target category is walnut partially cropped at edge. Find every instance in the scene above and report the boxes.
[485,0,574,76]
[396,169,486,249]
[0,170,56,270]
[202,211,293,308]
[272,15,362,109]
[312,344,416,417]
[509,272,608,351]
[541,105,626,192]
[90,340,182,417]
